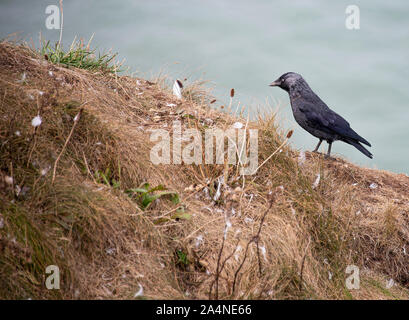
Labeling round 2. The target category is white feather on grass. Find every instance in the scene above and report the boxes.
[234,245,242,261]
[232,122,243,129]
[369,183,378,189]
[298,151,306,165]
[312,173,320,189]
[5,176,13,185]
[172,79,183,99]
[31,116,42,127]
[17,72,26,83]
[134,283,144,297]
[195,235,204,248]
[386,279,395,289]
[244,217,253,224]
[223,219,232,240]
[259,245,268,261]
[213,176,223,201]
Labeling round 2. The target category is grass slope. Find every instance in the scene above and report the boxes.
[0,40,408,300]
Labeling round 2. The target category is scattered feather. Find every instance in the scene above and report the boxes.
[298,151,306,165]
[203,187,210,199]
[31,115,42,127]
[73,113,80,122]
[369,183,378,189]
[244,217,253,224]
[105,248,116,255]
[41,166,51,176]
[166,103,176,107]
[16,186,29,197]
[223,219,232,240]
[386,279,395,289]
[312,173,320,189]
[232,122,243,129]
[259,245,268,261]
[134,283,144,297]
[246,193,254,203]
[204,118,213,125]
[213,177,223,201]
[195,235,204,248]
[4,175,13,185]
[172,79,183,99]
[17,72,26,83]
[234,245,242,261]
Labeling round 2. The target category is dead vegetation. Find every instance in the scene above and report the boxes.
[0,40,408,300]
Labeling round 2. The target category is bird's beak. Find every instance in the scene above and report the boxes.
[269,79,280,87]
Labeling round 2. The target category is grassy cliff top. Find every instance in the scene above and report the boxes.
[0,40,408,299]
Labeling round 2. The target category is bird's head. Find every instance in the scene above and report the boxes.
[269,72,303,92]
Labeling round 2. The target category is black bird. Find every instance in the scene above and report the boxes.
[270,72,372,159]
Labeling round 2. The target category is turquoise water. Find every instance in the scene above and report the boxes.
[1,0,408,173]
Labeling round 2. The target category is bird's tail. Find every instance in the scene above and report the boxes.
[355,133,371,147]
[345,139,373,159]
[348,128,371,147]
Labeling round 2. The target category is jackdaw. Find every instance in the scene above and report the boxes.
[270,72,372,159]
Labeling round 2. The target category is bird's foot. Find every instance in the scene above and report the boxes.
[324,154,335,160]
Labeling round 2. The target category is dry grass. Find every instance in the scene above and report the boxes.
[0,40,408,300]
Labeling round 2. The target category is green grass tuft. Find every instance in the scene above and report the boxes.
[40,39,119,74]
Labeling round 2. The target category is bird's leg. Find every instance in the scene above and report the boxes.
[325,142,333,159]
[313,139,323,153]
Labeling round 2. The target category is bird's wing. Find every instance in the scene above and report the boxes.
[298,102,371,146]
